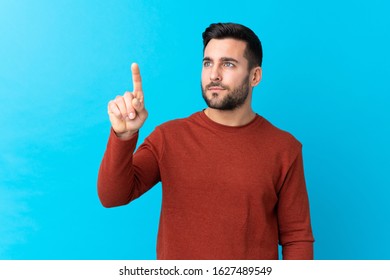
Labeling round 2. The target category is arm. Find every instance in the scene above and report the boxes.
[277,149,315,260]
[97,129,161,207]
[97,63,157,207]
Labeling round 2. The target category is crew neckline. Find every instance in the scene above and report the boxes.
[195,110,264,133]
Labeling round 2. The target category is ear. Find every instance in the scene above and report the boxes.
[250,66,262,87]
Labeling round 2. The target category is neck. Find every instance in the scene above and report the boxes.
[204,105,256,127]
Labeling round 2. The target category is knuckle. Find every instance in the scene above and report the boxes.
[108,101,117,111]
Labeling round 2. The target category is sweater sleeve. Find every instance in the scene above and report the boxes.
[277,149,314,260]
[97,128,161,208]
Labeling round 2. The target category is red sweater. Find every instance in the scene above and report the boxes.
[98,111,314,259]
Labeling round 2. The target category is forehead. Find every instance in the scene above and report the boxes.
[204,38,247,60]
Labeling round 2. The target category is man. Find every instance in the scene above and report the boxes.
[98,23,314,260]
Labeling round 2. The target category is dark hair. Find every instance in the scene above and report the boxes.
[202,23,263,69]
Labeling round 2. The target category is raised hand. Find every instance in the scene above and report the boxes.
[107,63,148,140]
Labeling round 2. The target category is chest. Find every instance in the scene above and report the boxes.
[159,131,281,207]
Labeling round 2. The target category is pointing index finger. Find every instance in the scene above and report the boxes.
[131,63,143,100]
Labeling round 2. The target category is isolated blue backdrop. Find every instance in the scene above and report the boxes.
[0,0,389,260]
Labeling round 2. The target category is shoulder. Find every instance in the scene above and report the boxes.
[258,116,302,153]
[154,112,202,132]
[143,113,201,151]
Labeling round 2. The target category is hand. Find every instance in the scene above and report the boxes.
[107,63,148,140]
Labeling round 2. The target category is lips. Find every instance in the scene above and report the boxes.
[208,87,225,90]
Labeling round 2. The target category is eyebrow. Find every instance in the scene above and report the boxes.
[203,56,239,63]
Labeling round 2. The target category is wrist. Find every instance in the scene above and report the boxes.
[115,130,138,141]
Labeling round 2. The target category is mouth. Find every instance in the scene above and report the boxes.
[207,87,225,91]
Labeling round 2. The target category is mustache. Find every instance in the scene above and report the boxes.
[206,82,229,90]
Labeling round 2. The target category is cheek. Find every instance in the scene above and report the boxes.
[222,72,238,84]
[226,71,248,84]
[201,70,208,85]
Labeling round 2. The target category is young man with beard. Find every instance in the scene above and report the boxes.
[98,23,314,259]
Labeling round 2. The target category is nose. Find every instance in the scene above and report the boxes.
[210,65,222,81]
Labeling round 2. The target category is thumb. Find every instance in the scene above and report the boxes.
[132,97,144,113]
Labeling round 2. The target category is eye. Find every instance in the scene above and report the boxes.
[203,61,212,67]
[223,62,235,68]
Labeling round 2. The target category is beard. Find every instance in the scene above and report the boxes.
[201,75,250,111]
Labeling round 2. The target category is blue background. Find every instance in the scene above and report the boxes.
[1,0,389,260]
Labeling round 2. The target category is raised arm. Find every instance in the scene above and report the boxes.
[98,63,159,207]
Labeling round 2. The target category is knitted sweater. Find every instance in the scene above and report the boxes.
[98,111,314,259]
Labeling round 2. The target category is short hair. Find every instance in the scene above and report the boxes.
[202,23,263,69]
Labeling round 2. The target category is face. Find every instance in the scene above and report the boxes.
[201,38,252,111]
